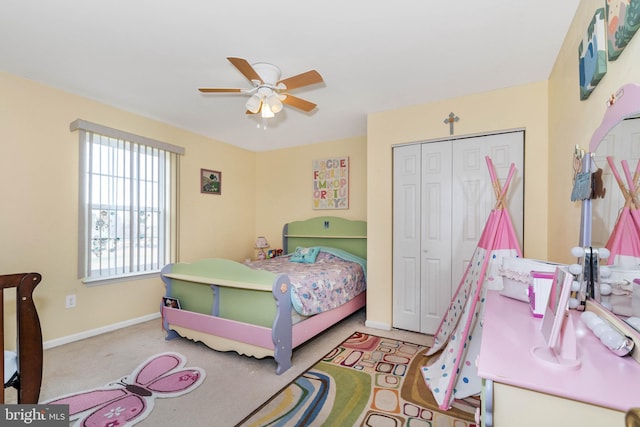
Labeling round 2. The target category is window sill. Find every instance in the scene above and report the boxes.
[82,271,161,287]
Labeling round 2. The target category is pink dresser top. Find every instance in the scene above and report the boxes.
[477,290,640,412]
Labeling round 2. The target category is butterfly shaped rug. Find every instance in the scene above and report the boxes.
[43,352,206,427]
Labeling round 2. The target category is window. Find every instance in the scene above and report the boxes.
[71,120,184,284]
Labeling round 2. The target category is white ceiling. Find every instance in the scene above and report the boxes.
[1,1,581,152]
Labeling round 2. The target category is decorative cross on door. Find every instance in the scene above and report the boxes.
[444,112,459,135]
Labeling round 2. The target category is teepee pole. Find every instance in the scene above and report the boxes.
[485,157,516,210]
[486,156,501,200]
[622,160,639,207]
[500,165,516,199]
[607,157,633,208]
[633,160,640,209]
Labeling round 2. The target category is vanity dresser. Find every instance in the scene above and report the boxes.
[477,82,640,426]
[477,290,640,426]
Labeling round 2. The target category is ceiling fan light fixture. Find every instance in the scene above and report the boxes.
[261,102,275,118]
[266,93,283,114]
[199,57,323,119]
[246,94,262,114]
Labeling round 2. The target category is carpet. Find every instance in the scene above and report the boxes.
[43,352,205,427]
[237,332,478,427]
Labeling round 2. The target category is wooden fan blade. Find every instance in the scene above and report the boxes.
[277,70,323,91]
[227,57,263,84]
[282,94,317,112]
[198,88,244,93]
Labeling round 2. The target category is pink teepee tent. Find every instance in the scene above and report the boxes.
[421,156,522,410]
[605,157,640,268]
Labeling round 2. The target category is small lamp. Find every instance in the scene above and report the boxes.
[255,236,269,260]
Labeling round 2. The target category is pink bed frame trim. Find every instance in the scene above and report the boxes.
[162,291,366,373]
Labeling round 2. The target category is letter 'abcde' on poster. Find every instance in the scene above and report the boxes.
[312,157,349,210]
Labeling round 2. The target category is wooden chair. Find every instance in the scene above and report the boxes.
[1,273,43,403]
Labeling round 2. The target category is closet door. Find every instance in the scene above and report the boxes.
[392,142,452,333]
[392,144,422,330]
[393,132,524,334]
[419,142,453,333]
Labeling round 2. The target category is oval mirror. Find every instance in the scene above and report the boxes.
[582,83,640,327]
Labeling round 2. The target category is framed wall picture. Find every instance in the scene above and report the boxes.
[607,0,640,61]
[201,169,221,195]
[578,8,607,100]
[312,157,349,209]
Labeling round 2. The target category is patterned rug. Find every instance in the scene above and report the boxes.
[237,332,478,426]
[43,352,205,427]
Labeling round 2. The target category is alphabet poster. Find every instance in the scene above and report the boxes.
[312,157,349,209]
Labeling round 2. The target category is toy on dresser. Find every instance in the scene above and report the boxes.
[569,246,636,358]
[569,245,640,318]
[568,246,611,310]
[580,310,634,356]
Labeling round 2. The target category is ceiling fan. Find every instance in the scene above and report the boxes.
[199,57,324,118]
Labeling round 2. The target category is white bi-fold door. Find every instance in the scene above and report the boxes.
[393,132,524,333]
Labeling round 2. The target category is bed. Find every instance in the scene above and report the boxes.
[160,216,366,374]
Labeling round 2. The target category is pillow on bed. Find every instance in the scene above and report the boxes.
[289,246,321,264]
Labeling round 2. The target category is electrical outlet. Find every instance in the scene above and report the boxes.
[66,294,76,308]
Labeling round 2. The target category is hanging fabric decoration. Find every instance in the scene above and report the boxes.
[571,145,593,201]
[572,172,592,201]
[591,168,607,199]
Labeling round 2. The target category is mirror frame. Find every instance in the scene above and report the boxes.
[580,83,640,350]
[589,83,640,153]
[580,83,640,247]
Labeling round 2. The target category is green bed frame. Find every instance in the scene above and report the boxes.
[282,216,367,259]
[160,216,367,374]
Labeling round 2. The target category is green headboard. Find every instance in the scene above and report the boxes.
[282,216,367,259]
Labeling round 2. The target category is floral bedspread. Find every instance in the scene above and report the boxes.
[246,249,366,316]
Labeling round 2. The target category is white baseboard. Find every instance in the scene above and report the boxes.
[43,312,161,350]
[364,319,392,331]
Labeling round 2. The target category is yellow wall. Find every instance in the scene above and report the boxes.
[0,72,256,344]
[548,0,640,263]
[254,137,367,251]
